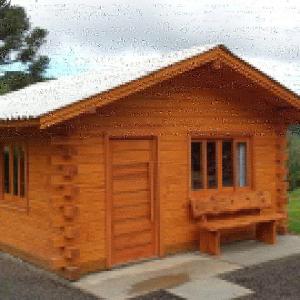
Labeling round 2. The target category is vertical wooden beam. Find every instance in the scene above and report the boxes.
[233,140,237,190]
[0,143,3,198]
[217,140,222,190]
[104,133,112,268]
[251,136,257,191]
[247,139,252,188]
[203,140,207,190]
[153,136,161,258]
[156,135,163,257]
[256,221,276,244]
[9,144,12,195]
[275,128,288,234]
[187,135,191,194]
[18,146,21,197]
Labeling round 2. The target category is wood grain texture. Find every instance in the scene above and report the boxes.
[0,60,293,278]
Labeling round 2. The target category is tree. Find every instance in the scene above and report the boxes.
[0,0,50,94]
[288,126,300,191]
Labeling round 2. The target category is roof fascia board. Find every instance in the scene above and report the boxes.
[218,50,300,108]
[0,118,40,128]
[2,45,299,129]
[39,48,219,128]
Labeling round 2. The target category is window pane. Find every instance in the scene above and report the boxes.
[207,141,217,188]
[3,146,10,193]
[222,141,233,187]
[237,142,247,187]
[13,146,19,196]
[20,148,25,197]
[191,142,203,189]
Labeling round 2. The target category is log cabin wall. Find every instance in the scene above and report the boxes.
[0,133,53,269]
[0,63,290,277]
[62,64,289,274]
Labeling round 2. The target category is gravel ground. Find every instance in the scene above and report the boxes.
[0,252,98,300]
[221,254,300,300]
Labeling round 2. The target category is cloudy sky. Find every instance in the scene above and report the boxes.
[9,0,300,93]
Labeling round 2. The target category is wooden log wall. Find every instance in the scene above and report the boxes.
[275,130,289,233]
[0,64,292,278]
[62,65,291,274]
[0,136,53,269]
[49,135,81,280]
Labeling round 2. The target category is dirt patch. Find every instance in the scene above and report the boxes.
[129,273,190,295]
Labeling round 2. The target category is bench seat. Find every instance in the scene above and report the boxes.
[200,213,285,231]
[190,191,286,256]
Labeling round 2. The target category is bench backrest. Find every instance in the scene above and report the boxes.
[190,191,272,218]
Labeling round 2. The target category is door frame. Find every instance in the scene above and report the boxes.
[104,134,160,268]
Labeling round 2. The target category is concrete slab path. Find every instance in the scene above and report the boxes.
[74,235,300,300]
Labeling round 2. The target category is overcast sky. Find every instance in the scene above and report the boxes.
[9,0,300,93]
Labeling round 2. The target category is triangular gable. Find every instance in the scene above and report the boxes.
[0,45,299,129]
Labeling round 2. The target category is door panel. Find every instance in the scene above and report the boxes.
[113,203,151,221]
[110,138,157,266]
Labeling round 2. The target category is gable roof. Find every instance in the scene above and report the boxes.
[0,44,299,129]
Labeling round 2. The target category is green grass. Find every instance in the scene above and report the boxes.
[288,189,300,234]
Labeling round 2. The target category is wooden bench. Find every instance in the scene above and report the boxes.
[190,191,285,255]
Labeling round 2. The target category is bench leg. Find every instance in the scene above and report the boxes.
[256,221,276,245]
[200,230,220,255]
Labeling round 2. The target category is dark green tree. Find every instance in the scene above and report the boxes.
[0,0,50,94]
[288,126,300,191]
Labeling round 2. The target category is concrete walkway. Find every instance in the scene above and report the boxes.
[74,235,300,300]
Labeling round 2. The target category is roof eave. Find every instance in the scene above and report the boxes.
[40,45,300,129]
[39,46,221,129]
[0,118,40,128]
[2,44,300,130]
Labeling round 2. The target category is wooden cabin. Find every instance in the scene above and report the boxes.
[0,45,299,280]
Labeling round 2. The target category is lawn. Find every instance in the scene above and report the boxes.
[288,189,300,234]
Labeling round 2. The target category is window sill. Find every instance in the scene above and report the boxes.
[191,187,253,195]
[0,195,28,213]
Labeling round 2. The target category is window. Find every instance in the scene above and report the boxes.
[1,144,27,200]
[3,146,10,194]
[207,141,217,188]
[236,142,247,187]
[222,141,233,187]
[191,142,203,189]
[191,138,250,190]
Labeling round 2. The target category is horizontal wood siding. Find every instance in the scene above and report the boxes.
[0,65,289,276]
[0,136,52,267]
[66,66,287,273]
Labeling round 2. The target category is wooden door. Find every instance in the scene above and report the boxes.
[109,138,157,266]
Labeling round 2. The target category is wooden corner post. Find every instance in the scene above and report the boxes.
[49,134,81,280]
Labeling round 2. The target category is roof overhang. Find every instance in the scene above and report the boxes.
[1,45,300,129]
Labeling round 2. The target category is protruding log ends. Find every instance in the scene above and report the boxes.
[64,247,80,260]
[63,205,79,219]
[52,184,79,198]
[50,257,81,281]
[64,226,80,240]
[50,138,81,280]
[51,235,65,249]
[53,165,78,181]
[64,266,81,281]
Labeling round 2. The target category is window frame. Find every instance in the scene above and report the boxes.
[190,136,252,194]
[0,142,28,211]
